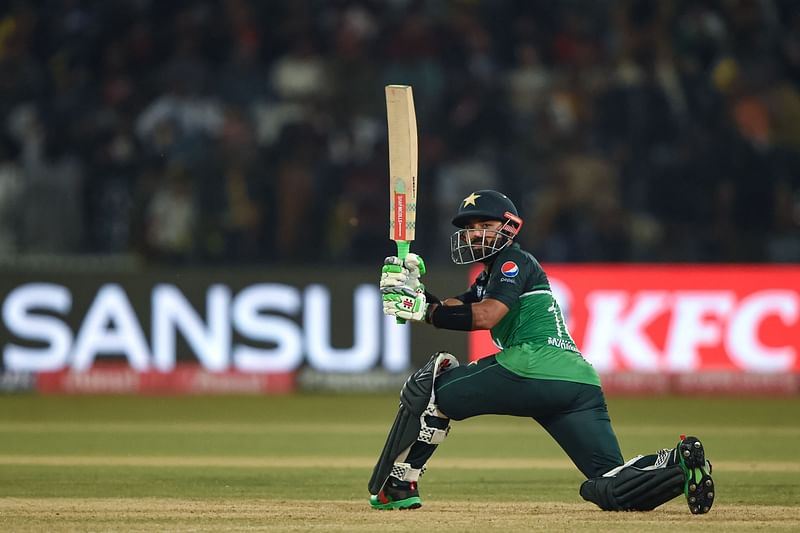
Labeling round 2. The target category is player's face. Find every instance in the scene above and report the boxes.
[463,218,504,249]
[450,216,514,264]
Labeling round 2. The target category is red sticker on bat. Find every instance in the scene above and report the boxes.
[394,193,406,240]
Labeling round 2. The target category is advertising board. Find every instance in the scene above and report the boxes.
[1,264,797,394]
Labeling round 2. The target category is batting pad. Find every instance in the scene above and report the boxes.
[368,352,459,495]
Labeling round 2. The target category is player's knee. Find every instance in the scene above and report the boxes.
[400,352,459,442]
[435,391,468,421]
[439,406,464,421]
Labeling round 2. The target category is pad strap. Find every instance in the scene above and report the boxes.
[391,462,423,482]
[416,354,455,444]
[419,407,450,444]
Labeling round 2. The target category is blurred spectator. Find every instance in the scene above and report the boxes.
[142,162,196,261]
[270,34,328,103]
[19,120,86,253]
[506,43,552,125]
[327,142,389,263]
[0,8,44,118]
[194,105,268,261]
[0,134,22,252]
[272,122,325,262]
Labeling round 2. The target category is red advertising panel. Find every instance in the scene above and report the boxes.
[469,265,800,375]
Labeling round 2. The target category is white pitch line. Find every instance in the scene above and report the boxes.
[0,455,798,472]
[0,422,798,437]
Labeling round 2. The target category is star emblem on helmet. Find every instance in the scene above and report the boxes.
[462,192,481,207]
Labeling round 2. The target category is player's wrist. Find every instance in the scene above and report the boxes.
[424,290,441,305]
[424,302,438,323]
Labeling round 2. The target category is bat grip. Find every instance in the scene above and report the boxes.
[395,240,410,324]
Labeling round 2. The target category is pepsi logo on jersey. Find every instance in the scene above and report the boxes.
[500,261,519,277]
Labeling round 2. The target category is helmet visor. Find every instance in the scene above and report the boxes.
[450,227,513,265]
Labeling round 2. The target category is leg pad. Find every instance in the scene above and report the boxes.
[368,352,458,495]
[580,464,685,511]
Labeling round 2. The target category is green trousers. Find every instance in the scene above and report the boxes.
[435,355,624,478]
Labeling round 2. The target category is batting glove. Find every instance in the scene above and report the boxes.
[380,253,426,293]
[382,286,428,322]
[403,253,426,287]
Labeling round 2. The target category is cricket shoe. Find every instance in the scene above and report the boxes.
[369,477,422,510]
[677,435,715,514]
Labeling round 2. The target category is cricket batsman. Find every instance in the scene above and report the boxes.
[369,189,715,514]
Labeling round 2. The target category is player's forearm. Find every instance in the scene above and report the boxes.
[425,302,474,331]
[423,295,479,331]
[425,297,507,331]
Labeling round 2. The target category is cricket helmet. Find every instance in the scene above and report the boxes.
[450,190,524,264]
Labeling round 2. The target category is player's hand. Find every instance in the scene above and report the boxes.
[382,286,428,322]
[380,256,409,293]
[380,253,426,293]
[403,253,426,289]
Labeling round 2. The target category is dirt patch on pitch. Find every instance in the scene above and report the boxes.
[0,499,798,532]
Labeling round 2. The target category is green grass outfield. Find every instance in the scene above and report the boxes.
[0,394,798,532]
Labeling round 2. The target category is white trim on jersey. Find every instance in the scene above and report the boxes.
[520,289,552,298]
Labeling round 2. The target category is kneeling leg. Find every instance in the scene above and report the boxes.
[580,460,685,511]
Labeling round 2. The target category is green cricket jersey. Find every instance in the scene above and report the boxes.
[455,243,600,386]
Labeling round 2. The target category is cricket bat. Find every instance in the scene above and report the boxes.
[385,84,418,324]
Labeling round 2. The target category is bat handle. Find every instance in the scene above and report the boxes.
[395,240,410,324]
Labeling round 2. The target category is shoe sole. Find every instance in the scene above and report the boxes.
[369,494,422,510]
[678,436,715,514]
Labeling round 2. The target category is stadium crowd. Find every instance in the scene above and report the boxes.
[0,0,799,265]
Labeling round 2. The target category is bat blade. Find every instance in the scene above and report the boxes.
[385,84,419,324]
[385,85,418,252]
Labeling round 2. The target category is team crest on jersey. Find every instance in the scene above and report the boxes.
[500,261,519,277]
